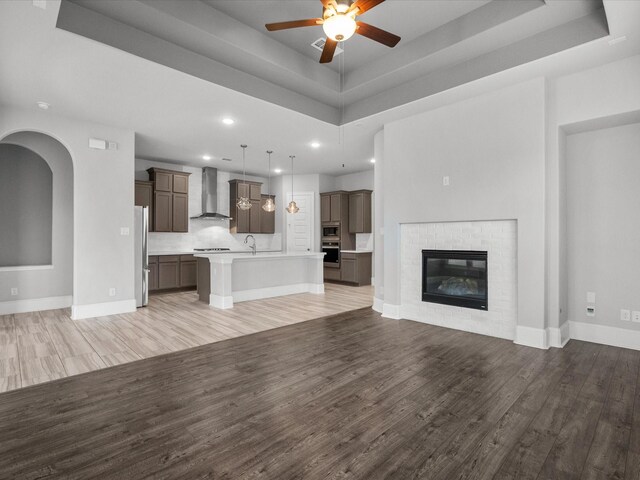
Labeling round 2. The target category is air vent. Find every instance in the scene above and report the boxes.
[311,38,343,56]
[221,158,232,162]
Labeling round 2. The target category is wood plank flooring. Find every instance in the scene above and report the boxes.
[0,307,637,479]
[0,283,373,392]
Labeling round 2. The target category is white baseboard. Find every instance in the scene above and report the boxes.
[0,295,72,315]
[382,303,401,320]
[210,294,234,309]
[372,297,384,313]
[514,325,549,350]
[570,321,640,351]
[71,299,136,320]
[548,322,571,348]
[232,283,324,304]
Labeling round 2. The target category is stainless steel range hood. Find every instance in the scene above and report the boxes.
[190,167,231,220]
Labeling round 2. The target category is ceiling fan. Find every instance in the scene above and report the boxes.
[265,0,401,64]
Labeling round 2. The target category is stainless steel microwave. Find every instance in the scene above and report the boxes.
[322,225,339,238]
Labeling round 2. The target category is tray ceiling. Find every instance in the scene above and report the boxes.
[57,0,609,125]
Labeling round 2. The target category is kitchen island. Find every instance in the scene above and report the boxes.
[195,252,325,309]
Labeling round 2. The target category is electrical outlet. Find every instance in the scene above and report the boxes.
[586,306,596,317]
[621,309,631,321]
[633,311,640,323]
[120,227,129,236]
[10,287,18,296]
[442,176,450,186]
[587,292,596,303]
[108,288,116,297]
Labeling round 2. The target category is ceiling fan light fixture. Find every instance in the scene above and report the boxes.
[322,13,356,42]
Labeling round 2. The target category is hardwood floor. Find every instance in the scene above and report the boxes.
[0,283,373,392]
[0,307,637,479]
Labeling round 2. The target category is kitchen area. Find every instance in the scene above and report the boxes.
[133,158,374,310]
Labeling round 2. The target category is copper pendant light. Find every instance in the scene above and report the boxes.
[236,144,251,211]
[262,150,276,212]
[286,155,299,214]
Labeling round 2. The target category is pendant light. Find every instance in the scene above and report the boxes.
[286,155,299,214]
[262,150,276,212]
[236,144,251,211]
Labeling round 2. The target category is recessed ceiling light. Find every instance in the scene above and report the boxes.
[274,168,282,174]
[311,141,320,148]
[370,158,376,164]
[222,118,235,125]
[202,155,211,161]
[36,101,50,110]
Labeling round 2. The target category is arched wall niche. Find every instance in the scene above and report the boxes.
[0,131,74,308]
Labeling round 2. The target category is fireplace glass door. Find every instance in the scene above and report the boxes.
[422,250,488,310]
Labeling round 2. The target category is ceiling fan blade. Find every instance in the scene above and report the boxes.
[356,21,401,47]
[265,19,322,31]
[350,0,385,15]
[319,38,338,63]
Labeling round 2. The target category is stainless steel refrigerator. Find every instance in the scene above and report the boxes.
[134,206,149,307]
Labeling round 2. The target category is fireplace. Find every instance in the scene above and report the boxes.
[422,250,488,310]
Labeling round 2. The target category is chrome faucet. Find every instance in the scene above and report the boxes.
[244,235,256,255]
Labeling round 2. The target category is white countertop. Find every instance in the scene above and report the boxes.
[340,250,373,254]
[149,249,282,256]
[195,251,324,262]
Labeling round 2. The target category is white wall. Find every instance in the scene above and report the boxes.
[381,78,546,331]
[373,130,384,306]
[0,132,73,305]
[566,122,640,331]
[546,54,640,333]
[0,106,135,316]
[333,170,374,191]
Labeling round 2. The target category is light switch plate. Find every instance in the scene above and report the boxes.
[10,288,18,296]
[587,292,596,303]
[621,309,631,321]
[120,227,129,236]
[442,176,450,186]
[633,311,640,323]
[108,288,116,297]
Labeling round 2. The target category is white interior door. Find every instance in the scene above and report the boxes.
[286,192,314,253]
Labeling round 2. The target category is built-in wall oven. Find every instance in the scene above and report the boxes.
[322,242,340,268]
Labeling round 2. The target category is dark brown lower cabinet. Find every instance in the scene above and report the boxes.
[179,256,197,287]
[158,256,179,289]
[340,252,372,286]
[323,267,341,281]
[323,252,372,286]
[148,256,159,291]
[149,255,198,292]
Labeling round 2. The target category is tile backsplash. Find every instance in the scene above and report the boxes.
[148,222,282,253]
[356,233,374,251]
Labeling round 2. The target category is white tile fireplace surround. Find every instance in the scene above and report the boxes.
[400,220,517,340]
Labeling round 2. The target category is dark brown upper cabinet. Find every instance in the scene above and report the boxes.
[320,191,349,225]
[348,190,373,233]
[229,179,265,234]
[134,181,153,209]
[321,194,331,223]
[146,168,191,233]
